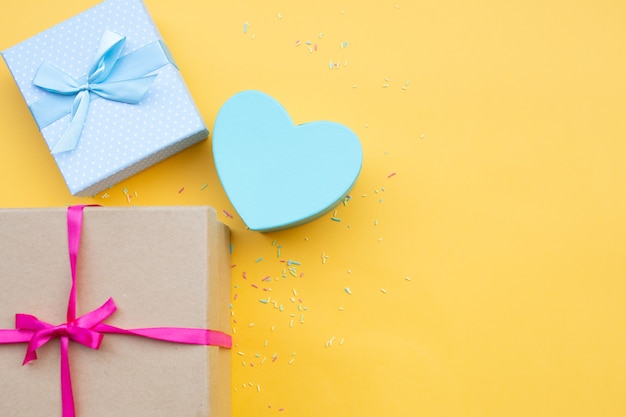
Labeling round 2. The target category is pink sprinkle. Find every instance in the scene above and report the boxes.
[262,276,271,282]
[222,209,234,218]
[299,272,304,278]
[231,264,237,268]
[263,287,270,291]
[243,272,247,279]
[178,187,185,193]
[279,408,285,412]
[387,172,397,178]
[251,283,258,289]
[234,293,238,300]
[295,40,301,46]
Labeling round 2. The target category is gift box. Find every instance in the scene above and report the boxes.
[1,0,208,196]
[0,206,231,417]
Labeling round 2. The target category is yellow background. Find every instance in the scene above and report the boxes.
[2,1,626,416]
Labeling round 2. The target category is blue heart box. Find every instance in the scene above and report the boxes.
[213,90,363,232]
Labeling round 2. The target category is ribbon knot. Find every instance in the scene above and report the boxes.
[33,30,157,154]
[16,298,117,366]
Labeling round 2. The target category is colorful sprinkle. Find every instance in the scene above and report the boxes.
[387,172,397,178]
[344,287,352,295]
[200,183,208,191]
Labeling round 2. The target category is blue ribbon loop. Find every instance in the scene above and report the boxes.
[31,30,170,154]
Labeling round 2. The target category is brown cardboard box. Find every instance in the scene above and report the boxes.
[0,206,231,416]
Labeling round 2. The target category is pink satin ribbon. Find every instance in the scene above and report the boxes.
[0,205,232,417]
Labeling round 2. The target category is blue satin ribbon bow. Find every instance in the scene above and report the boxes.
[32,30,167,154]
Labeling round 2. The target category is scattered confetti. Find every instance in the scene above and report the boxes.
[321,252,329,264]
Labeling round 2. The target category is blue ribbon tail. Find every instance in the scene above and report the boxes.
[51,91,91,154]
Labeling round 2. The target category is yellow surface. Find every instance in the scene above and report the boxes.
[2,0,626,416]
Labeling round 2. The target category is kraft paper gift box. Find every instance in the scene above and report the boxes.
[0,206,231,417]
[1,0,208,196]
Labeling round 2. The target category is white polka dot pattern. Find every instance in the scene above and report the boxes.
[1,0,208,196]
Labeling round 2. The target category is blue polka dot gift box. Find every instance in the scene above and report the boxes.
[1,0,208,196]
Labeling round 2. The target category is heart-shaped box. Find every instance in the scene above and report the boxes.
[213,91,363,232]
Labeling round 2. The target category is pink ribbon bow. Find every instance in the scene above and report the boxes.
[0,205,232,417]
